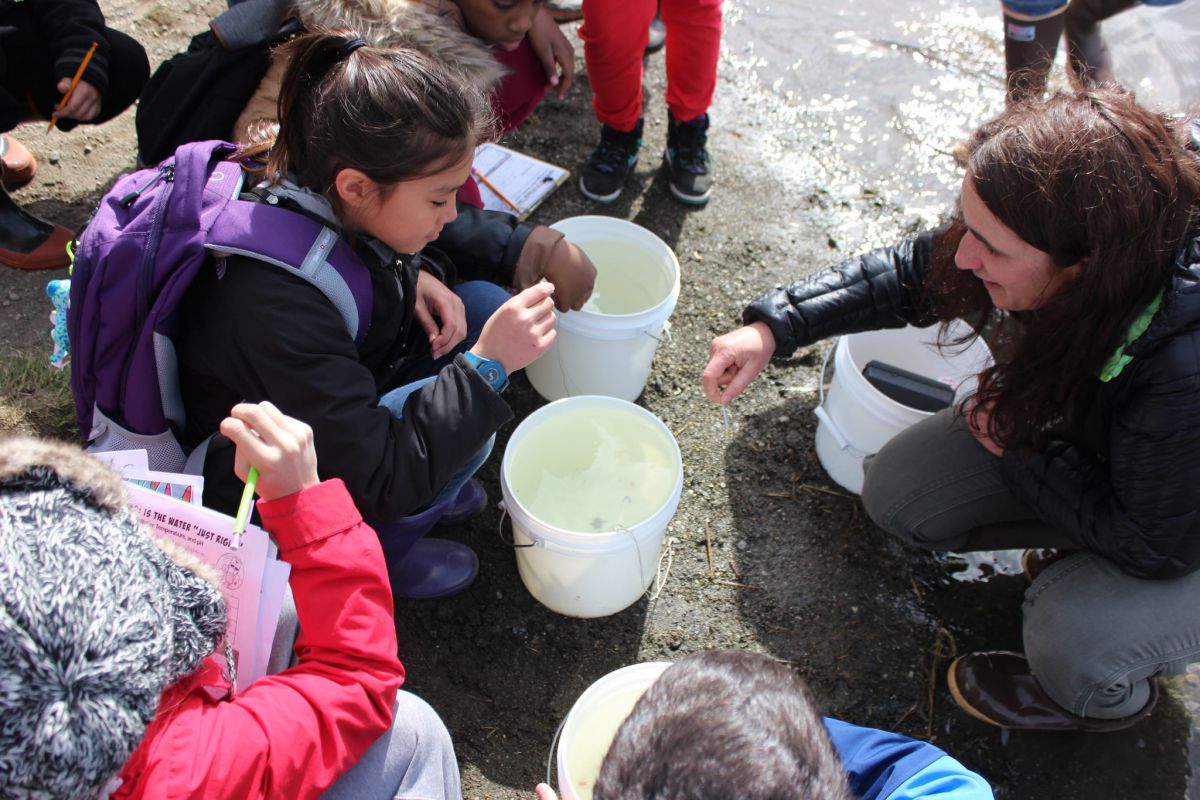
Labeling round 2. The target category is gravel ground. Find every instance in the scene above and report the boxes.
[1,2,1196,798]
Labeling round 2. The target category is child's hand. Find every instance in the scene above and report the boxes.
[702,322,776,404]
[534,784,559,800]
[415,270,467,358]
[542,239,596,312]
[54,78,101,122]
[472,283,557,373]
[528,7,575,99]
[219,402,320,502]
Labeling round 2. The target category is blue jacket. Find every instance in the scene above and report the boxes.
[826,718,993,800]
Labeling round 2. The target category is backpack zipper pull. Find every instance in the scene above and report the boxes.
[118,164,176,208]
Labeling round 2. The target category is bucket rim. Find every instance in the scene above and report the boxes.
[549,216,682,322]
[501,396,684,541]
[556,661,673,796]
[834,324,991,417]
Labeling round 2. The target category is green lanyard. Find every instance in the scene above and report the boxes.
[1098,289,1164,382]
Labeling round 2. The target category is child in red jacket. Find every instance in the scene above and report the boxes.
[0,402,459,799]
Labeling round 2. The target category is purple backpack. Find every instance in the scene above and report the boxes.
[68,140,373,471]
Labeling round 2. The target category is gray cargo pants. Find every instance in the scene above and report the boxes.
[861,408,1200,720]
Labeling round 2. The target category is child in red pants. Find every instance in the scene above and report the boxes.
[578,0,722,205]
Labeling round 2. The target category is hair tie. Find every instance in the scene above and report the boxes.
[338,37,367,59]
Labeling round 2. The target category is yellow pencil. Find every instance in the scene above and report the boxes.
[48,41,98,132]
[472,167,521,214]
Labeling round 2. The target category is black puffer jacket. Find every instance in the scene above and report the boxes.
[744,230,1200,579]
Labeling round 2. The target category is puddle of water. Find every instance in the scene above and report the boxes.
[938,550,1024,582]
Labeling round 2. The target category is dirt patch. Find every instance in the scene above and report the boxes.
[1,3,1194,799]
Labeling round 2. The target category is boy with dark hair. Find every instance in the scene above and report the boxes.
[537,650,993,800]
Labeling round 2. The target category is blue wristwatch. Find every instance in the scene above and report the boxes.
[462,351,509,393]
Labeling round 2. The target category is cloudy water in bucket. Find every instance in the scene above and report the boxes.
[565,684,647,800]
[507,407,678,532]
[577,239,673,315]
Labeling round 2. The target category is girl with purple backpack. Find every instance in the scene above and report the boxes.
[175,30,596,600]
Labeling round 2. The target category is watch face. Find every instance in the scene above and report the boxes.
[483,365,503,385]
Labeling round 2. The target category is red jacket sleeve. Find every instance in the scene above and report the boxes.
[123,479,403,800]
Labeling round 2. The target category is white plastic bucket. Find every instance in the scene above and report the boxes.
[814,323,992,494]
[500,396,683,618]
[525,216,681,402]
[555,662,671,800]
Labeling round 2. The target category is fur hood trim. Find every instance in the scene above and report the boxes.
[290,0,506,92]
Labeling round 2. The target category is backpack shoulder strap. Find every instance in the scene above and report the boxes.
[205,196,374,345]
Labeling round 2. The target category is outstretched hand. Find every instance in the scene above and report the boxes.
[702,322,776,404]
[219,401,320,502]
[542,238,596,312]
[528,7,575,99]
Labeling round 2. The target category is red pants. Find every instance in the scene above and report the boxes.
[580,0,722,133]
[460,37,550,208]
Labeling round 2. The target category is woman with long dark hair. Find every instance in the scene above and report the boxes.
[703,89,1200,731]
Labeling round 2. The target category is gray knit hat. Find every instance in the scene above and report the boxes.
[0,435,227,800]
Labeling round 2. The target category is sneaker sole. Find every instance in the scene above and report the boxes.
[579,156,637,204]
[668,181,712,205]
[662,151,712,205]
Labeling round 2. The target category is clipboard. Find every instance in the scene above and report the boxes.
[472,142,569,220]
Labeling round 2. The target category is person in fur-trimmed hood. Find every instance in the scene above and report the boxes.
[0,402,463,800]
[233,0,570,146]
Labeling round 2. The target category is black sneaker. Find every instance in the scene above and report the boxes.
[663,112,713,204]
[579,119,643,203]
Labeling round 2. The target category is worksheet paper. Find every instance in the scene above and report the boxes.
[472,142,568,220]
[125,483,279,688]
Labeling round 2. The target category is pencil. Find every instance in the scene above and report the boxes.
[231,465,258,550]
[471,167,521,214]
[47,41,98,132]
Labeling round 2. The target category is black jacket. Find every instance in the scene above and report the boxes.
[0,0,113,123]
[179,202,531,521]
[745,230,1200,579]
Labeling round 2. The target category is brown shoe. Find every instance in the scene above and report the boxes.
[0,134,37,191]
[0,223,74,270]
[947,650,1157,732]
[1021,548,1075,583]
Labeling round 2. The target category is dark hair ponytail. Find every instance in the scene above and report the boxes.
[242,30,492,206]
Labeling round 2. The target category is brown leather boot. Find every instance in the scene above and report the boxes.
[0,183,74,271]
[1021,548,1075,583]
[0,134,37,191]
[947,650,1158,732]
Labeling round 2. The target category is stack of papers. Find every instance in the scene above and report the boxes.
[472,142,569,220]
[95,449,290,690]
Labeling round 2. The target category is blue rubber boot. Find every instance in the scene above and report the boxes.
[438,478,488,526]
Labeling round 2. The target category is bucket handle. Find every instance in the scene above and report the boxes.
[497,502,536,548]
[546,713,568,792]
[813,339,871,459]
[643,319,673,344]
[817,339,835,409]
